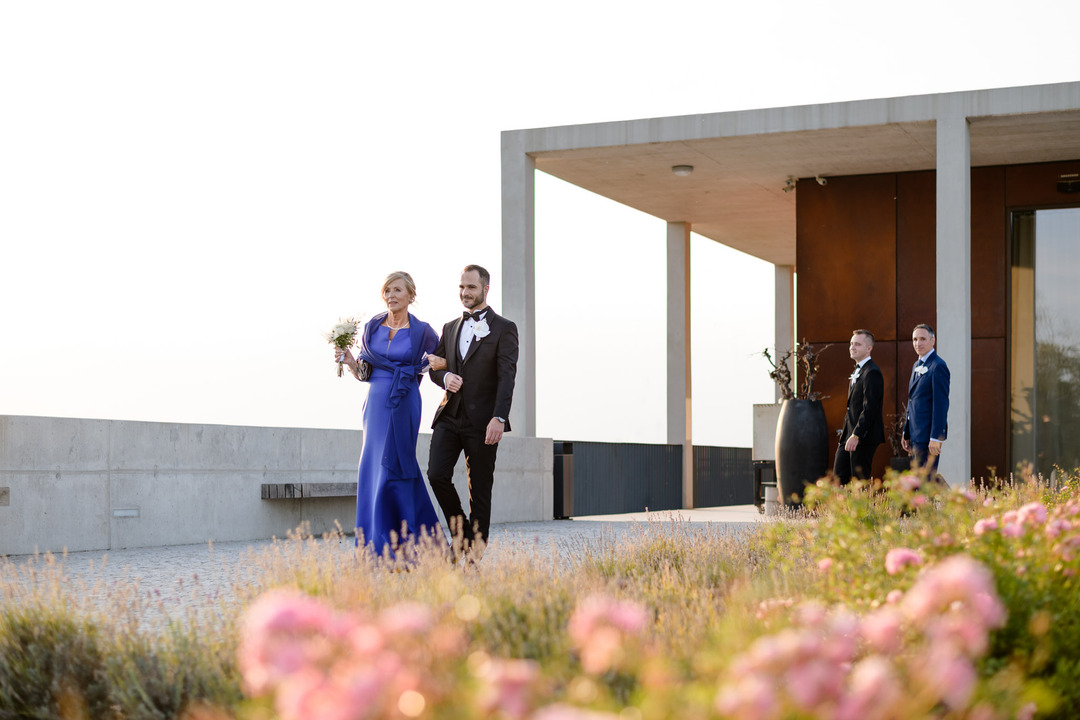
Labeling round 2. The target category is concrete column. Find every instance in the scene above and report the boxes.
[935,109,971,486]
[500,131,536,437]
[774,265,795,403]
[666,222,693,508]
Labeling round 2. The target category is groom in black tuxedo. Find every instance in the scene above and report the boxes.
[833,329,885,484]
[427,264,518,555]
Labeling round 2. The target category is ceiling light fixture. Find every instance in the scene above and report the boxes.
[671,165,694,177]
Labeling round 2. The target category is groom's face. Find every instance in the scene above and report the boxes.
[460,270,488,310]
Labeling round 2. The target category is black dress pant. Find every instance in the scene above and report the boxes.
[427,414,498,549]
[833,440,879,484]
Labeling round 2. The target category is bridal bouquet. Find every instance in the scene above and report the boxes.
[326,317,360,377]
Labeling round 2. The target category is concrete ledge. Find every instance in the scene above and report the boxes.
[0,415,553,556]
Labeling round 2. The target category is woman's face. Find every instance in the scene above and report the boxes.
[383,280,412,312]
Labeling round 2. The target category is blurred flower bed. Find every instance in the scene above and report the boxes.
[3,468,1080,719]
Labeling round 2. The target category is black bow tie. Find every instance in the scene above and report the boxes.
[463,310,486,322]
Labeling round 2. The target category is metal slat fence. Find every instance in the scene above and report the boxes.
[552,442,752,517]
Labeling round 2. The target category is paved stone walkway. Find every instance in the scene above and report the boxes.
[4,506,765,624]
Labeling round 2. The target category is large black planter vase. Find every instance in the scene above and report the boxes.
[774,399,829,506]
[889,456,914,473]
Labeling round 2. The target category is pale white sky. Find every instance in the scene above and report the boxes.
[1,1,1076,447]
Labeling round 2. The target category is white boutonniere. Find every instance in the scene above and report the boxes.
[914,365,929,376]
[474,319,490,338]
[849,368,861,383]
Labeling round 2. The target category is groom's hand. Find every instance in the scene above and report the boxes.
[444,373,463,393]
[485,417,504,445]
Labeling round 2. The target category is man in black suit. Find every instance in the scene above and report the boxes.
[833,329,885,484]
[427,264,518,556]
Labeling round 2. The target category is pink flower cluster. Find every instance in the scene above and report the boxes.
[974,499,1080,563]
[238,592,632,720]
[884,547,923,575]
[472,655,543,719]
[566,594,649,674]
[716,555,1007,720]
[897,473,922,492]
[238,590,461,720]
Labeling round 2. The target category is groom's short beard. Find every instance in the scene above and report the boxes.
[463,290,487,309]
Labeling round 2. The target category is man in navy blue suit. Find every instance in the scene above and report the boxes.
[902,323,950,474]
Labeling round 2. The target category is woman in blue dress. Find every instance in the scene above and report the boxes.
[335,271,444,557]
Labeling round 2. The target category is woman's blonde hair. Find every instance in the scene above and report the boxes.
[382,271,417,302]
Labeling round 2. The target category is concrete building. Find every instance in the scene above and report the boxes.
[501,82,1080,496]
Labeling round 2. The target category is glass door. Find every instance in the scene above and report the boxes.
[1010,207,1080,478]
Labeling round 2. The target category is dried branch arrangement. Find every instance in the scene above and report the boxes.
[763,340,830,401]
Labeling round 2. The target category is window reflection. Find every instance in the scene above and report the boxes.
[1011,208,1080,478]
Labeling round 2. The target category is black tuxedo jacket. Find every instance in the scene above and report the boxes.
[843,358,885,446]
[429,309,518,433]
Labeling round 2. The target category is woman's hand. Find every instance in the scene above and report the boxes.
[427,354,446,371]
[335,347,358,370]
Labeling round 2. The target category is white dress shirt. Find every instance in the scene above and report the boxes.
[458,310,487,358]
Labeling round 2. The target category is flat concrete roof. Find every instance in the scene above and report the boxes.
[507,82,1080,266]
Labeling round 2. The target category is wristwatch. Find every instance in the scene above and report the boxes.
[495,416,506,423]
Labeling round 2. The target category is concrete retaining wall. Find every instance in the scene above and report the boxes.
[0,415,553,556]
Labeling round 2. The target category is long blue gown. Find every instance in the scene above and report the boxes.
[355,325,442,556]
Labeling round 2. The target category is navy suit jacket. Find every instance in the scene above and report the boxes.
[429,309,518,433]
[904,350,950,445]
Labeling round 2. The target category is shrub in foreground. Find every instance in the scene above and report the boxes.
[4,471,1080,718]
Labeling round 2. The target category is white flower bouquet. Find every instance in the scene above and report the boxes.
[326,317,360,377]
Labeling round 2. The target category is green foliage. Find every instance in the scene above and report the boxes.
[9,477,1080,718]
[103,623,242,720]
[477,590,576,663]
[0,603,110,719]
[761,469,1080,718]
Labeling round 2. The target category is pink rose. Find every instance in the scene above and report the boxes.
[1017,701,1038,720]
[835,656,901,720]
[885,548,923,575]
[1000,522,1024,538]
[860,608,903,654]
[898,473,922,491]
[476,659,539,719]
[567,595,649,674]
[901,555,1005,630]
[238,590,346,696]
[1018,502,1047,526]
[973,517,997,535]
[532,704,622,720]
[921,645,977,709]
[715,674,780,720]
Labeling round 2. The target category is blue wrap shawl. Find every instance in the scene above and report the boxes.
[357,312,439,481]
